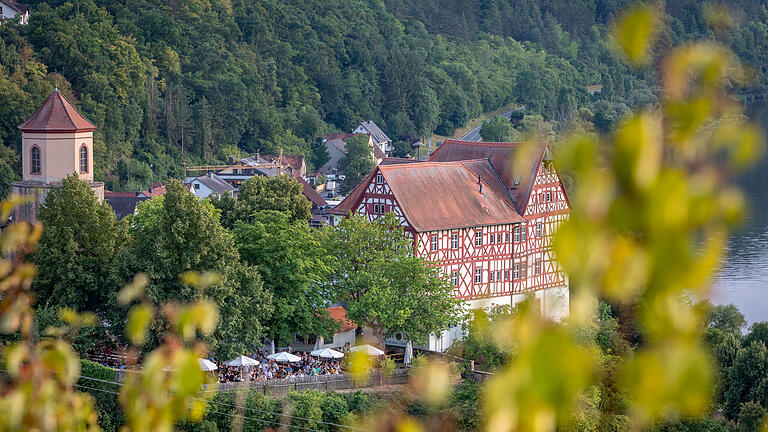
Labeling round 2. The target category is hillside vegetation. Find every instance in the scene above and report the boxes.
[0,0,765,190]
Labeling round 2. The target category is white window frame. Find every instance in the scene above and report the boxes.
[430,235,438,252]
[546,191,552,202]
[474,267,483,284]
[513,264,520,280]
[451,233,458,249]
[376,173,383,184]
[536,223,543,238]
[514,227,520,242]
[475,230,482,247]
[373,203,379,214]
[535,259,541,275]
[489,271,494,282]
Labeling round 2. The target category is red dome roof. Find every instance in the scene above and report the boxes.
[18,89,97,133]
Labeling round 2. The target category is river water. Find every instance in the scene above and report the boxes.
[709,104,768,324]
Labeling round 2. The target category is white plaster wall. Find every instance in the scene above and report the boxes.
[22,131,93,183]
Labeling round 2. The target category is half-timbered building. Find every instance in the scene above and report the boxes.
[331,140,570,350]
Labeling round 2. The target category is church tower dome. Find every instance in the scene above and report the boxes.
[17,88,97,183]
[11,88,104,223]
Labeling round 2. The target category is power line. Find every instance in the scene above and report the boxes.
[75,372,368,431]
[0,368,368,431]
[72,383,312,432]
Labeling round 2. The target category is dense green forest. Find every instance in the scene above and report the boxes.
[0,0,766,190]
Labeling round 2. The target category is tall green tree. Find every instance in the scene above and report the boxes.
[480,116,515,142]
[211,174,311,229]
[707,303,747,336]
[339,135,375,195]
[323,213,461,345]
[122,180,272,358]
[234,211,337,346]
[31,175,122,317]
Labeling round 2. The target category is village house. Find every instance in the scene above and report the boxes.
[353,120,392,154]
[0,0,29,24]
[331,140,570,351]
[12,88,103,222]
[188,172,235,199]
[318,133,385,175]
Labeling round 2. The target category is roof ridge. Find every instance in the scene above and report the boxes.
[57,92,78,129]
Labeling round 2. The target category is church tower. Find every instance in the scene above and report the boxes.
[12,88,104,222]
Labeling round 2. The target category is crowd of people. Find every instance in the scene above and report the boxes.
[214,350,345,383]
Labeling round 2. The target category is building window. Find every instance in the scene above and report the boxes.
[490,233,495,244]
[194,183,200,190]
[514,227,520,242]
[430,235,438,252]
[505,232,510,242]
[475,230,482,247]
[504,270,509,280]
[373,203,379,214]
[451,271,459,286]
[489,271,494,282]
[497,233,502,243]
[521,224,527,242]
[513,264,520,280]
[451,233,458,249]
[496,271,501,281]
[474,267,482,284]
[79,145,88,173]
[536,223,543,238]
[535,259,541,275]
[376,173,383,184]
[30,146,40,174]
[546,191,552,202]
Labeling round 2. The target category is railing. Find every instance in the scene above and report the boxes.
[210,369,410,396]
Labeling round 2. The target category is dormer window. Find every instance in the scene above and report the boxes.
[376,173,383,184]
[30,146,41,174]
[79,145,88,173]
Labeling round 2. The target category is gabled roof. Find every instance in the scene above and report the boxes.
[292,173,328,207]
[0,1,30,13]
[357,121,391,145]
[105,196,148,220]
[193,173,235,194]
[332,160,525,232]
[430,140,549,214]
[18,89,97,133]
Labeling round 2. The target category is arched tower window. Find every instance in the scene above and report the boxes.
[80,145,88,173]
[30,146,41,174]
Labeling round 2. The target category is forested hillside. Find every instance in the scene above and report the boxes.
[0,0,765,191]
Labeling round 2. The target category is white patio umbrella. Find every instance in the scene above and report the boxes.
[225,355,259,367]
[404,341,413,365]
[310,348,344,359]
[350,344,385,356]
[198,358,218,371]
[268,352,301,362]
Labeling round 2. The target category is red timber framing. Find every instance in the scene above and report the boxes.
[331,142,571,303]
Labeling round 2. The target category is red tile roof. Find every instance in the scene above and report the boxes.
[332,160,525,231]
[18,89,97,133]
[326,306,356,332]
[292,173,328,207]
[104,190,139,198]
[380,157,419,165]
[430,140,549,214]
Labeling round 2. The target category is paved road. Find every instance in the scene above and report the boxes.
[460,107,525,142]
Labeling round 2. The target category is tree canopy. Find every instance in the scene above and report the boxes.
[233,211,337,345]
[339,135,375,195]
[31,175,122,316]
[211,174,311,229]
[121,180,272,357]
[323,213,461,345]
